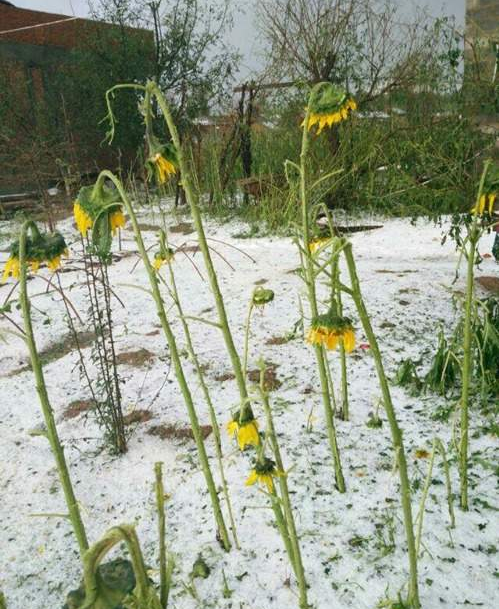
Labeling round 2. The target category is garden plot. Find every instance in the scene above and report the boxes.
[0,214,497,609]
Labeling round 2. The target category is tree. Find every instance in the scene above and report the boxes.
[256,0,441,104]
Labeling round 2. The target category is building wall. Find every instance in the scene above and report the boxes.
[0,4,154,193]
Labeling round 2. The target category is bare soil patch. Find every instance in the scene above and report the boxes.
[170,222,195,235]
[476,276,499,294]
[62,399,94,420]
[265,335,289,346]
[123,409,154,426]
[115,348,155,367]
[147,423,212,441]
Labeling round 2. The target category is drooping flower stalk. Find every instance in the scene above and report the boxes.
[299,86,346,492]
[341,239,420,609]
[95,170,231,551]
[17,221,89,558]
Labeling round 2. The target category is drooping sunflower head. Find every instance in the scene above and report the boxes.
[227,406,260,450]
[153,247,175,271]
[74,184,125,260]
[42,232,69,272]
[252,286,275,307]
[2,227,68,282]
[245,457,282,493]
[153,229,175,271]
[304,82,357,134]
[471,162,499,216]
[307,307,356,353]
[146,140,178,185]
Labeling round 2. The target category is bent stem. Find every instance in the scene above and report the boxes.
[151,82,250,411]
[99,171,231,551]
[258,362,309,609]
[342,240,420,609]
[82,524,162,609]
[299,102,345,493]
[18,220,89,558]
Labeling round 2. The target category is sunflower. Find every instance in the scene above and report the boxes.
[471,193,496,216]
[307,309,356,353]
[303,82,357,135]
[245,457,283,493]
[2,230,68,282]
[306,98,356,134]
[153,153,177,184]
[227,408,260,450]
[109,209,126,234]
[74,201,93,237]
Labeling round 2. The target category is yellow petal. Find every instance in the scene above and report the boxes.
[29,260,40,273]
[2,257,20,282]
[260,473,274,493]
[325,331,339,350]
[342,328,356,353]
[74,202,93,237]
[237,420,260,450]
[245,470,258,487]
[47,256,61,272]
[488,194,496,214]
[227,420,239,437]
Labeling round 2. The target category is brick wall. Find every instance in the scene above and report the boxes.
[0,4,152,51]
[0,4,154,193]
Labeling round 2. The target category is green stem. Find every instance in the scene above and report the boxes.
[330,241,349,421]
[152,83,249,409]
[342,241,420,609]
[18,221,88,558]
[299,103,345,493]
[415,439,437,556]
[154,462,169,607]
[100,171,231,551]
[163,254,240,549]
[337,289,349,421]
[258,364,309,609]
[459,239,474,511]
[460,160,490,511]
[435,439,456,530]
[242,300,255,382]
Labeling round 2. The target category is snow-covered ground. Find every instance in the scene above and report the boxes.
[0,212,497,609]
